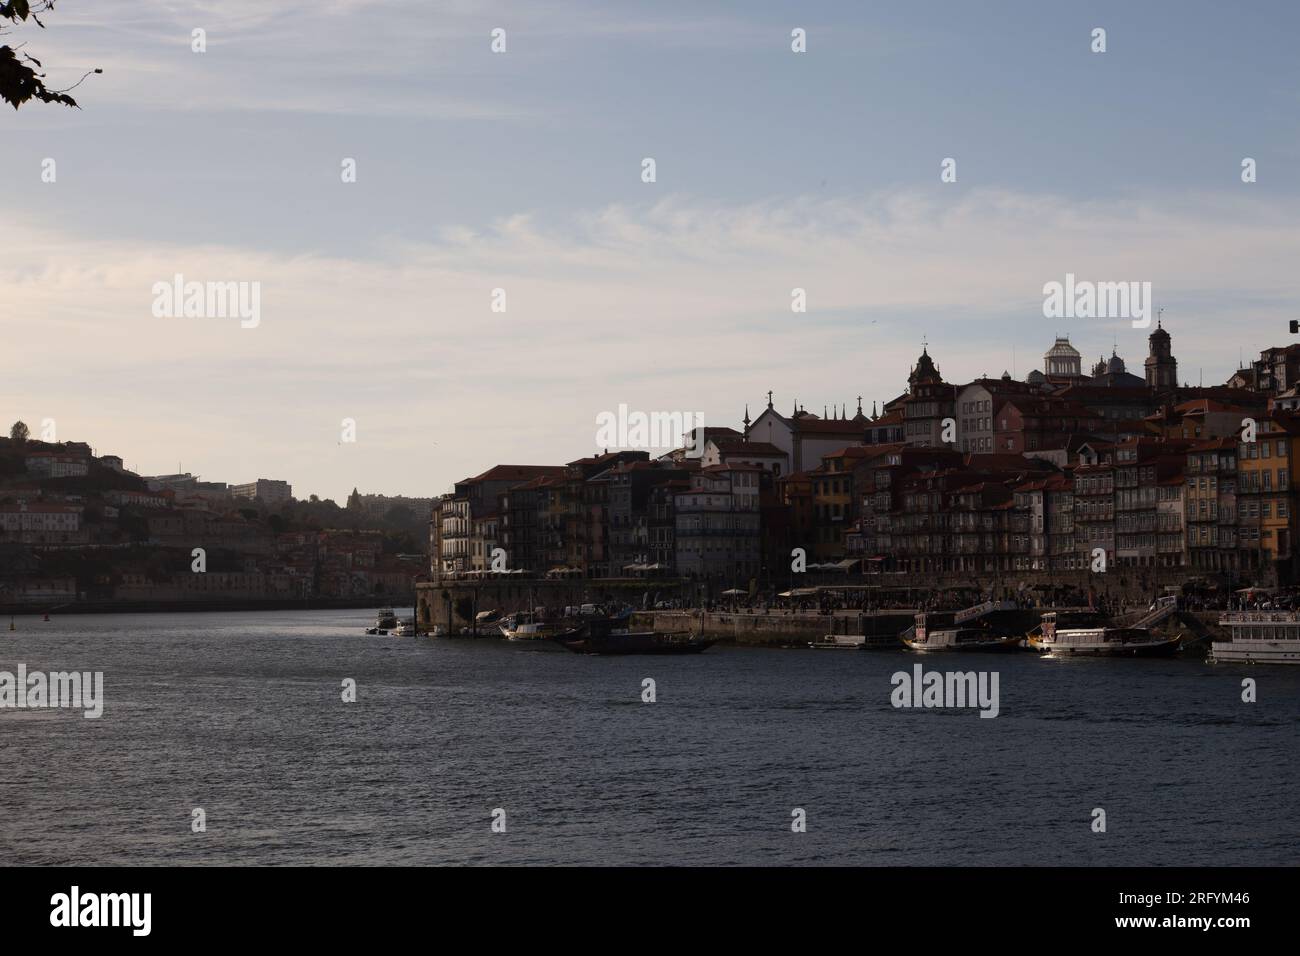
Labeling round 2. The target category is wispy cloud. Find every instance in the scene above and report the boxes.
[2,186,1296,497]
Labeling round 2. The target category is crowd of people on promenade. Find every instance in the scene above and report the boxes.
[684,583,1300,617]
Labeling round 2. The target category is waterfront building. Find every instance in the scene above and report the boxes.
[436,464,567,576]
[1235,418,1299,580]
[855,446,962,567]
[673,464,761,585]
[1184,438,1239,573]
[469,510,502,572]
[945,479,1013,573]
[1157,474,1188,568]
[1111,438,1192,569]
[605,459,693,575]
[435,496,471,573]
[1012,473,1077,571]
[779,469,816,561]
[648,479,689,573]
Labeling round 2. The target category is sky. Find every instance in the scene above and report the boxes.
[3,0,1300,501]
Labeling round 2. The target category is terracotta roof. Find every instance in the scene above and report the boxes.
[462,464,565,484]
[789,418,868,435]
[711,437,785,455]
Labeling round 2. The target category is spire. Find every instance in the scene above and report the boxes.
[766,389,774,410]
[857,395,863,415]
[742,403,751,429]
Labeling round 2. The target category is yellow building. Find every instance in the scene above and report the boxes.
[1237,421,1295,575]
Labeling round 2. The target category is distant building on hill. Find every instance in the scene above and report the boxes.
[231,479,293,505]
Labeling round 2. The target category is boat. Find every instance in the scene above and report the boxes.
[1029,611,1181,657]
[809,634,867,649]
[374,607,398,629]
[1212,611,1300,664]
[901,612,1021,652]
[551,617,714,655]
[498,611,568,641]
[363,627,388,635]
[392,620,417,637]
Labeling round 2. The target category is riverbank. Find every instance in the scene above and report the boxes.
[646,608,1223,649]
[0,597,411,617]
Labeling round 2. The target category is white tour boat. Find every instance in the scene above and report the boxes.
[1213,611,1300,665]
[1029,612,1180,657]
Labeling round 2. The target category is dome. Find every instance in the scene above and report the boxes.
[1027,369,1046,384]
[1106,350,1126,374]
[1045,336,1080,359]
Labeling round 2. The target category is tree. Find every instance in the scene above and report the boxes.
[10,420,28,445]
[1,2,100,110]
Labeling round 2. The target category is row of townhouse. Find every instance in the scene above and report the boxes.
[430,447,766,584]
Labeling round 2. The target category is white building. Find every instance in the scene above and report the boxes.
[231,479,293,505]
[25,453,89,478]
[0,502,84,543]
[744,395,868,474]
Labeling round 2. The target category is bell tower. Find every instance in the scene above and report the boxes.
[1144,318,1177,390]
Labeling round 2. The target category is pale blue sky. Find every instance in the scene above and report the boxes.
[4,1,1300,499]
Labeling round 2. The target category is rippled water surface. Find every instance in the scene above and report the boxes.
[2,609,1296,865]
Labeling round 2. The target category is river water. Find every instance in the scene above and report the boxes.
[1,609,1296,865]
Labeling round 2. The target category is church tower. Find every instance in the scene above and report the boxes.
[1144,320,1177,390]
